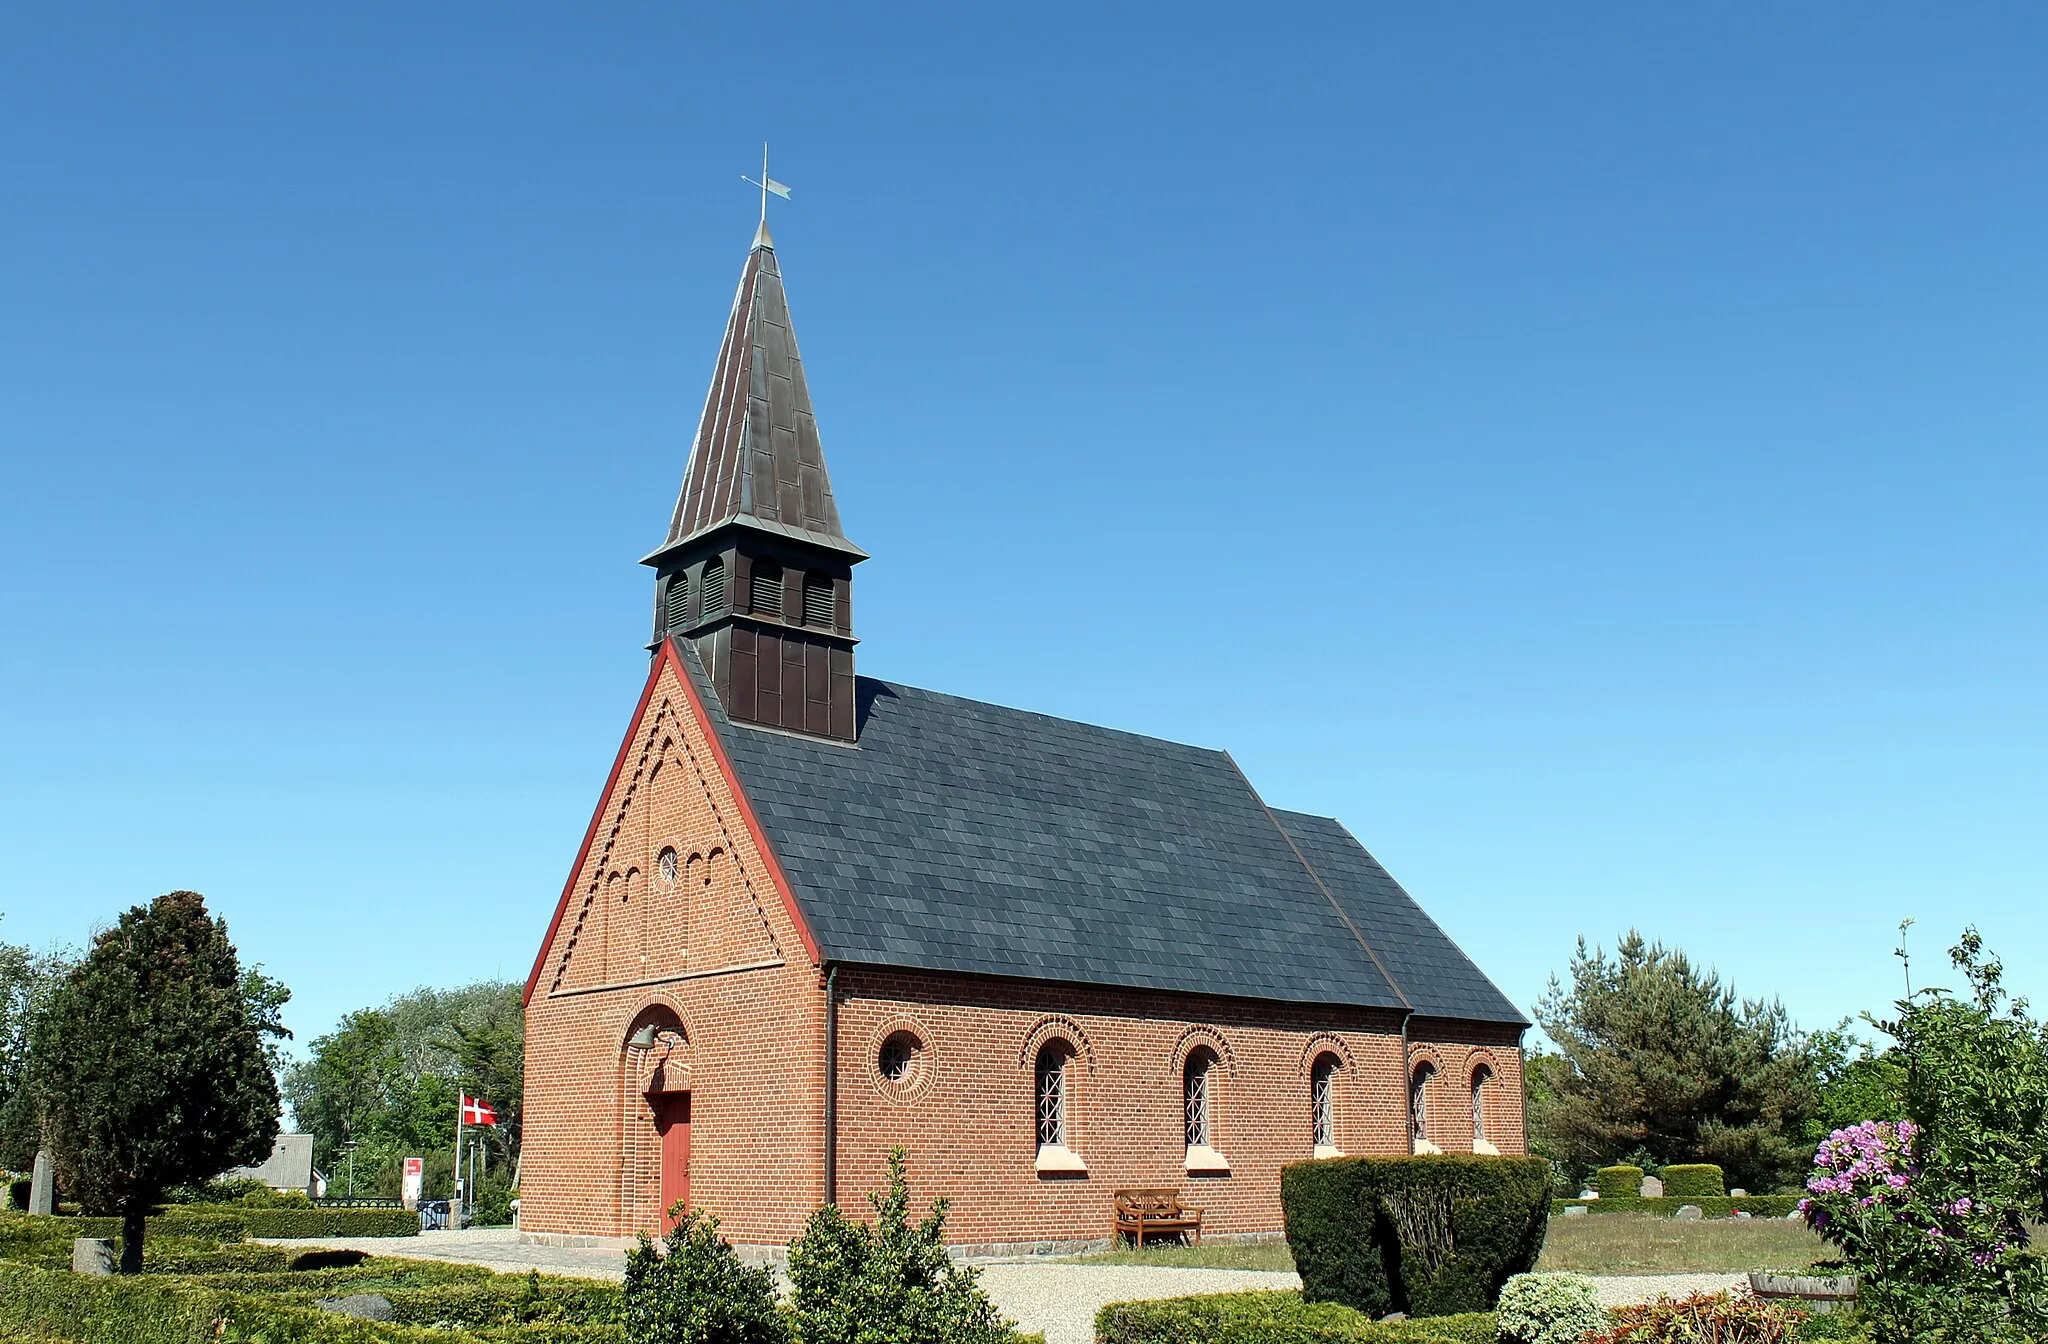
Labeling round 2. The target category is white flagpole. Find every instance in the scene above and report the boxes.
[452,1093,465,1230]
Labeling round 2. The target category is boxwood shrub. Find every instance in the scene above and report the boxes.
[1550,1195,1800,1218]
[1594,1165,1643,1200]
[1281,1154,1549,1319]
[1658,1164,1725,1199]
[178,1204,420,1238]
[1095,1290,1495,1344]
[0,1259,629,1344]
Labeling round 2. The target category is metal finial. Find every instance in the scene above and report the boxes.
[741,141,791,243]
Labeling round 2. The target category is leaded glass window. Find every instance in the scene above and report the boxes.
[1410,1062,1435,1142]
[1035,1042,1069,1148]
[1471,1064,1493,1144]
[1311,1053,1338,1149]
[1183,1048,1215,1148]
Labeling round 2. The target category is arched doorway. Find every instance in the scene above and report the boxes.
[624,1005,691,1232]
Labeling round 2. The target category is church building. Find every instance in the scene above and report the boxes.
[521,221,1529,1253]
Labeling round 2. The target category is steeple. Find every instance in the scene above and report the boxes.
[643,228,865,743]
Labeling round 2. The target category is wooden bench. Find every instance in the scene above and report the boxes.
[1112,1188,1204,1248]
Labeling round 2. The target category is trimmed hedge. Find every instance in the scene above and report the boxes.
[1659,1164,1725,1199]
[1095,1290,1494,1344]
[0,1259,627,1344]
[1281,1154,1549,1319]
[1594,1165,1643,1200]
[178,1204,420,1238]
[0,1213,247,1266]
[1551,1195,1801,1218]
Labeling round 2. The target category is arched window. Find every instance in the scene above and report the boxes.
[1183,1046,1218,1149]
[1311,1053,1340,1153]
[1410,1061,1436,1145]
[1471,1064,1495,1145]
[802,572,835,628]
[664,574,691,631]
[749,560,783,618]
[700,558,726,618]
[1035,1041,1072,1150]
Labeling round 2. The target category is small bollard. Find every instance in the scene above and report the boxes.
[72,1238,116,1276]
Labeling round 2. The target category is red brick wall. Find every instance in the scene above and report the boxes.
[523,656,828,1244]
[829,969,1524,1245]
[524,653,1527,1247]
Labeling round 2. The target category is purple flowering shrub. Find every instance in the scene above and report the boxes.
[1798,928,2048,1343]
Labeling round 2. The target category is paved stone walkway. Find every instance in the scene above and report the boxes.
[257,1231,1746,1344]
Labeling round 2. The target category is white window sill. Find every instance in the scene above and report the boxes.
[1184,1144,1231,1173]
[1412,1138,1442,1155]
[1034,1144,1088,1173]
[1472,1138,1500,1156]
[1313,1144,1345,1160]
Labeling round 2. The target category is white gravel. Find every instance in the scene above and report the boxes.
[260,1231,1750,1344]
[975,1264,1300,1344]
[1586,1272,1749,1307]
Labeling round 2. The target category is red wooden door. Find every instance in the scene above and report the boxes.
[652,1093,690,1230]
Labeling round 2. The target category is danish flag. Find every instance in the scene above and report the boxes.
[461,1095,498,1127]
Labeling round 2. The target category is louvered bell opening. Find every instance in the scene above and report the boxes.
[665,575,691,631]
[750,563,784,618]
[700,559,726,618]
[802,574,834,628]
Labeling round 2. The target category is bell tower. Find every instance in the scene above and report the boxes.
[641,221,866,742]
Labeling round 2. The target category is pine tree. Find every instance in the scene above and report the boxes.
[1533,931,1822,1192]
[29,891,280,1271]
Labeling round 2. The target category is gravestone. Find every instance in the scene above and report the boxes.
[1561,1204,1588,1217]
[316,1295,395,1321]
[28,1149,55,1216]
[1577,1189,1599,1200]
[1730,1188,1748,1197]
[71,1238,116,1275]
[1674,1204,1704,1220]
[1640,1176,1665,1197]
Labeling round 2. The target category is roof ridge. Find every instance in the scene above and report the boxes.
[853,674,1232,758]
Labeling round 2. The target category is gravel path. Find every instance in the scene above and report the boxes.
[259,1232,1749,1344]
[976,1264,1299,1344]
[1587,1272,1748,1307]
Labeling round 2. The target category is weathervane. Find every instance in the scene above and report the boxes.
[741,142,791,226]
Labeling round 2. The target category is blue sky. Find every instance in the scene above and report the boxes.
[2,5,2042,1059]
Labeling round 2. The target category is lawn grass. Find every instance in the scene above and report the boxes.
[1536,1213,1829,1274]
[1063,1213,1832,1276]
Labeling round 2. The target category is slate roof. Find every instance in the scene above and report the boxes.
[647,227,865,564]
[680,642,1525,1026]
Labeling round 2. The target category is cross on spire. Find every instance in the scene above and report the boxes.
[741,142,791,241]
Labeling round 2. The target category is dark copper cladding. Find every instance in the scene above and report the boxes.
[646,229,863,744]
[656,234,864,560]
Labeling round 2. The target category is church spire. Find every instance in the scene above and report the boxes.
[643,227,864,743]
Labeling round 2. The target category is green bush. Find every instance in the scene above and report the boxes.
[1494,1273,1603,1344]
[1658,1164,1725,1199]
[0,1256,625,1344]
[1281,1155,1549,1318]
[174,1204,417,1238]
[623,1209,781,1344]
[0,1212,248,1266]
[786,1147,1018,1344]
[1093,1290,1494,1343]
[1595,1165,1643,1200]
[1549,1196,1801,1218]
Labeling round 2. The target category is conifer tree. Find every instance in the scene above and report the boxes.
[29,891,280,1271]
[1533,931,1822,1191]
